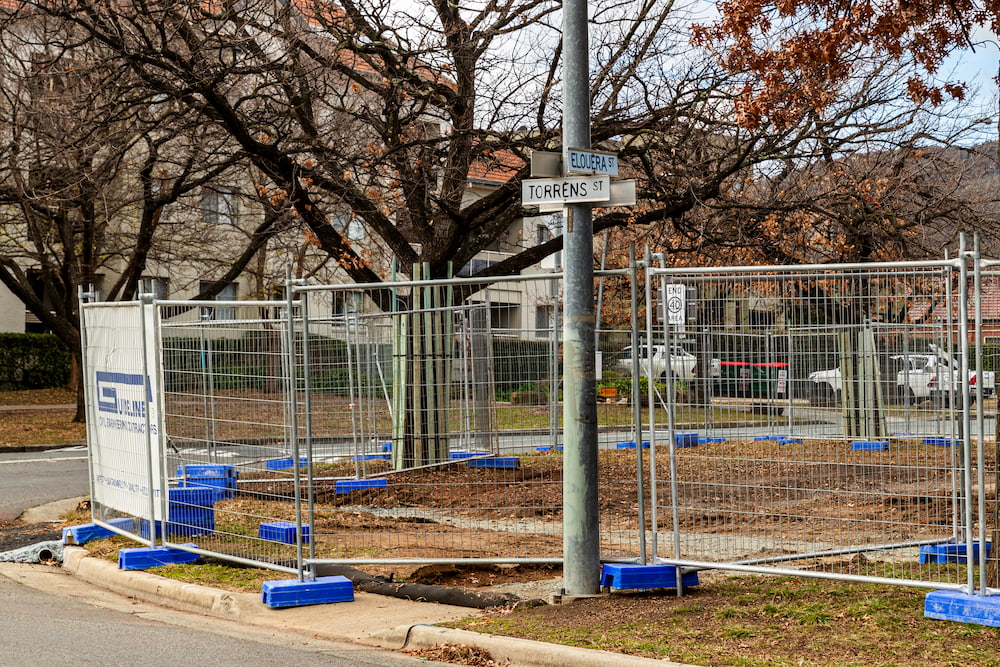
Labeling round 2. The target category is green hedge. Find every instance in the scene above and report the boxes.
[0,333,71,390]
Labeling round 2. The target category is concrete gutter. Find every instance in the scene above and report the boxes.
[60,546,695,666]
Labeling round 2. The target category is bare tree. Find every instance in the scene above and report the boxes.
[0,19,292,418]
[5,1,996,455]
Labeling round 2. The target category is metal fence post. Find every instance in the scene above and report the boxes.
[958,235,975,595]
[138,295,159,547]
[78,287,99,525]
[629,246,647,564]
[973,235,988,595]
[301,291,317,568]
[284,270,305,582]
[643,247,659,562]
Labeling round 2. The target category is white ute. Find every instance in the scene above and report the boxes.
[807,345,995,404]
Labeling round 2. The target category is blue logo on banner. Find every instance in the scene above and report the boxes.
[96,371,150,418]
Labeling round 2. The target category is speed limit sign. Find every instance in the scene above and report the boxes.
[664,284,686,326]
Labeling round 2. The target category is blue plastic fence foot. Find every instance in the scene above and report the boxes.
[262,576,354,608]
[466,456,519,469]
[616,441,650,450]
[600,564,699,591]
[923,437,959,446]
[851,440,890,451]
[334,478,388,494]
[259,521,311,544]
[919,542,991,564]
[449,451,491,460]
[177,464,239,499]
[118,544,199,570]
[925,590,1000,627]
[62,517,136,545]
[265,457,308,471]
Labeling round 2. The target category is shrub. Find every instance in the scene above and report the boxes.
[0,333,71,390]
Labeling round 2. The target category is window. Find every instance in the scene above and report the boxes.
[199,282,237,320]
[538,213,563,270]
[332,211,365,242]
[24,269,56,334]
[490,303,517,332]
[537,213,561,244]
[457,257,500,278]
[332,291,363,318]
[201,187,237,225]
[140,277,168,300]
[536,222,553,245]
[535,305,554,337]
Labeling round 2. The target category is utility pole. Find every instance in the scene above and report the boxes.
[561,0,601,597]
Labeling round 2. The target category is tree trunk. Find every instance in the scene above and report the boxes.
[840,326,884,440]
[391,264,453,468]
[72,352,86,423]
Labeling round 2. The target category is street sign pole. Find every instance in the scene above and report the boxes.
[561,0,600,597]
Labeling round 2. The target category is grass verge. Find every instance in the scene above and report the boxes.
[0,388,83,447]
[447,575,1000,667]
[68,521,1000,666]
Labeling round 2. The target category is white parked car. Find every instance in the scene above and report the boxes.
[807,346,994,404]
[616,344,719,381]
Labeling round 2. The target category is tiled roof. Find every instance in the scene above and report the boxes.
[468,148,524,184]
[906,278,1000,322]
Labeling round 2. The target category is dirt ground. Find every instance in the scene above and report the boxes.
[0,519,63,553]
[231,439,972,571]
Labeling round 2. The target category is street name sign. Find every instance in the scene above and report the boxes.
[608,179,635,206]
[566,148,619,176]
[530,150,563,177]
[522,175,611,206]
[535,178,635,212]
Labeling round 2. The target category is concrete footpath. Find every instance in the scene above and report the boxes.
[2,544,696,667]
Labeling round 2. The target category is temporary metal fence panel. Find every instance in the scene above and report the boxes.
[79,255,999,595]
[638,260,981,592]
[156,300,305,573]
[294,276,569,566]
[974,260,1000,597]
[80,300,164,544]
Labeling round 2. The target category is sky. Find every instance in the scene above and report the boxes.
[948,38,999,105]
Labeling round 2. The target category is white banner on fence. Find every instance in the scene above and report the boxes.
[84,302,164,520]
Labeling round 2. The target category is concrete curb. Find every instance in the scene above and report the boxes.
[61,547,696,666]
[63,547,246,617]
[370,623,698,666]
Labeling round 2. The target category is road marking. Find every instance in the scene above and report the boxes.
[0,456,88,465]
[178,449,239,457]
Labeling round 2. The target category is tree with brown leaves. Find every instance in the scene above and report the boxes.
[693,0,996,127]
